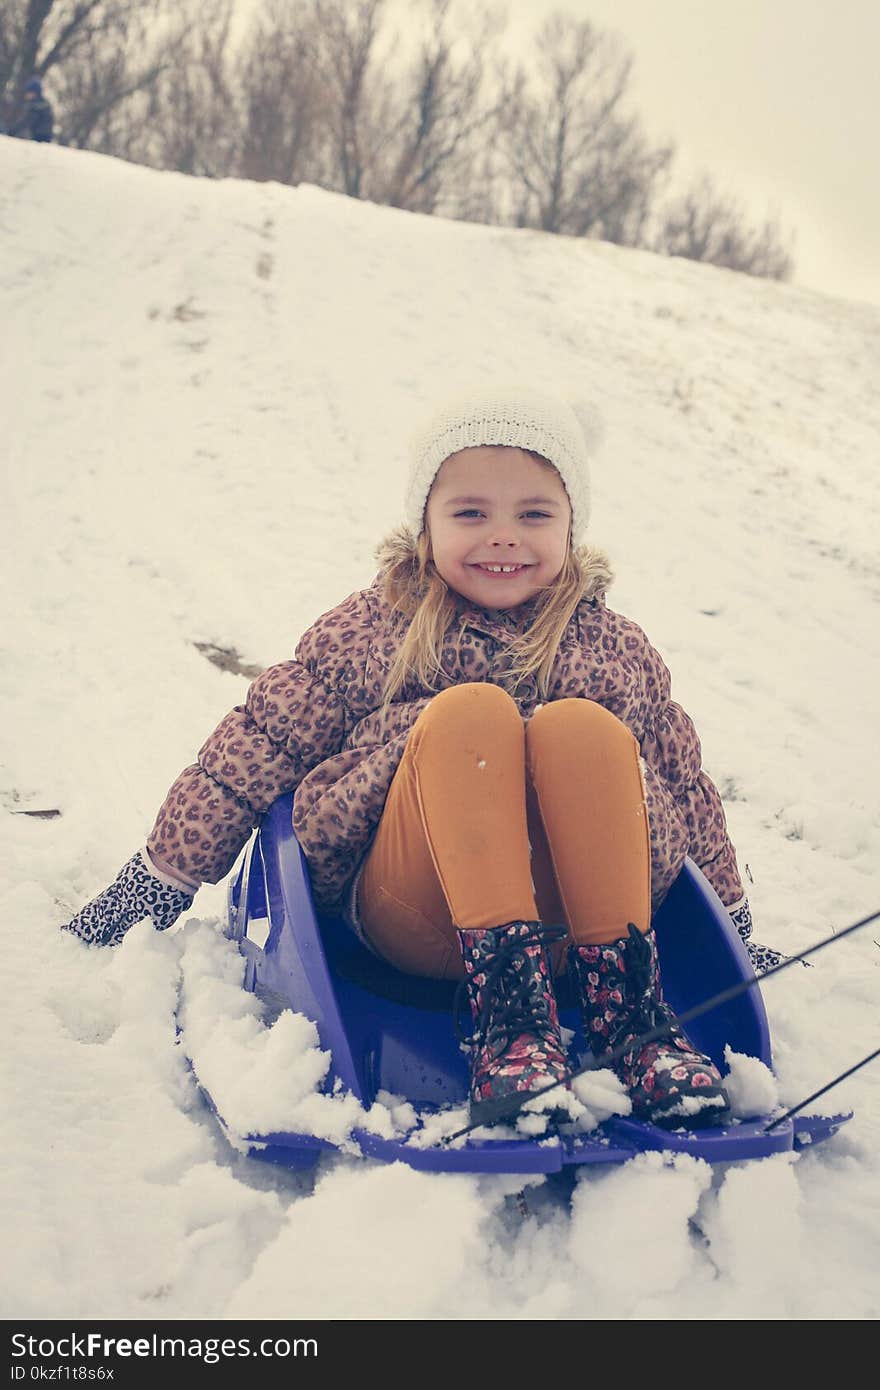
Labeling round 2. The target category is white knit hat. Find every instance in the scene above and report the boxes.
[405,385,596,544]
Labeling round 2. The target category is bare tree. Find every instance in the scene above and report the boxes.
[365,0,504,215]
[496,13,672,243]
[130,0,237,176]
[235,0,331,187]
[656,173,794,280]
[308,0,387,199]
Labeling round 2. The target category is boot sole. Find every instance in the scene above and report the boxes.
[640,1091,731,1130]
[469,1085,573,1130]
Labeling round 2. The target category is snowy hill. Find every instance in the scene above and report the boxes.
[1,136,879,1320]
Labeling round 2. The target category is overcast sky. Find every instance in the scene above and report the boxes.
[499,0,879,307]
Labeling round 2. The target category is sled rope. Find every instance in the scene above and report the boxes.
[442,904,880,1142]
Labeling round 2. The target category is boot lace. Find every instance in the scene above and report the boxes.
[609,923,676,1052]
[453,923,568,1057]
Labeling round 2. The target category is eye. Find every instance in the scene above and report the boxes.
[522,510,553,520]
[453,508,484,519]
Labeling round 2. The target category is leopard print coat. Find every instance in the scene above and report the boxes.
[147,550,743,918]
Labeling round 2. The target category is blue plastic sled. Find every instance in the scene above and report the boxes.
[213,794,851,1173]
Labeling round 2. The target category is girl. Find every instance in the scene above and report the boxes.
[63,387,779,1128]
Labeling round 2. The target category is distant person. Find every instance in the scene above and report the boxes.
[9,77,53,143]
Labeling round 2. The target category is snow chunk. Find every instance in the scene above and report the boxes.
[724,1046,780,1118]
[570,1066,632,1124]
[177,921,408,1150]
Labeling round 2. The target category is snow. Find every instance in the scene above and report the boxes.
[722,1048,780,1119]
[1,135,879,1321]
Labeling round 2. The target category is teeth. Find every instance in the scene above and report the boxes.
[480,564,522,573]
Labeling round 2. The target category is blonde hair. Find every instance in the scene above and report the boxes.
[376,524,612,705]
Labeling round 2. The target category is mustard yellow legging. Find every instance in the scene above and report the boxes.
[357,683,651,981]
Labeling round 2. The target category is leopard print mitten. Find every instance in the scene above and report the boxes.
[728,896,791,975]
[62,851,195,947]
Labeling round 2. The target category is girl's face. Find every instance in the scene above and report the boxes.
[425,445,571,609]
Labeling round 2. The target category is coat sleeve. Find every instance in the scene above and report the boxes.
[146,593,367,885]
[635,626,744,908]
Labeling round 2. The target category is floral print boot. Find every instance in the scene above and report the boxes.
[454,921,571,1126]
[568,925,730,1126]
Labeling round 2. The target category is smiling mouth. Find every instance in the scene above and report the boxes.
[470,563,531,574]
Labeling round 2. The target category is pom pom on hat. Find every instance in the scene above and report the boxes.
[405,385,599,545]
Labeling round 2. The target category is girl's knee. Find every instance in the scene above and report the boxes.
[418,682,520,733]
[529,698,637,753]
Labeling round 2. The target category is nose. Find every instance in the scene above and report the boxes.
[489,531,518,547]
